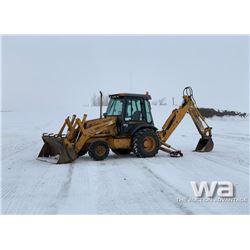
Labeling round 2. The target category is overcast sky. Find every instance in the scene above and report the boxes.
[1,35,249,112]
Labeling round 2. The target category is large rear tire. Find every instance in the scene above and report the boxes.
[132,129,160,158]
[88,141,109,161]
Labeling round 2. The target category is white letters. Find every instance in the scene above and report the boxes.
[191,181,234,198]
[217,181,234,197]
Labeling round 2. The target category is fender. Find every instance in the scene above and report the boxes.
[129,124,158,136]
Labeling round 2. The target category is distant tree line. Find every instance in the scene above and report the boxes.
[152,96,179,106]
[90,92,248,119]
[199,108,248,118]
[152,97,168,106]
[91,93,109,106]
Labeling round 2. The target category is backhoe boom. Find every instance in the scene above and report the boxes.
[158,87,214,156]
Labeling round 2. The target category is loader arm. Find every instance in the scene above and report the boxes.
[158,87,214,156]
[38,115,117,164]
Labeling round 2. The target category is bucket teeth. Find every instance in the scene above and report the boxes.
[195,137,214,152]
[37,135,78,164]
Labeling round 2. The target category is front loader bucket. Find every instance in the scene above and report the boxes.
[195,137,214,152]
[37,134,78,164]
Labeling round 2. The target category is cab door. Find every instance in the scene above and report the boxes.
[121,98,146,135]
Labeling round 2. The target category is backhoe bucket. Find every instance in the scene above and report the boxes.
[195,137,214,152]
[37,134,78,164]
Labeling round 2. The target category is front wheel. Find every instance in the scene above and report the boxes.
[88,141,109,161]
[132,129,160,158]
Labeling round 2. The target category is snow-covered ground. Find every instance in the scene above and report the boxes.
[1,106,249,214]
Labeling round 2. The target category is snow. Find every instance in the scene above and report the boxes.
[1,106,249,214]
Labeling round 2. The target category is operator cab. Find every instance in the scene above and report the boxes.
[105,92,155,135]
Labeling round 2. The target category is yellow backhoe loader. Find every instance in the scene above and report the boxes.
[37,87,214,164]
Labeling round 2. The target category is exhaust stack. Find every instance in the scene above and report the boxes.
[100,91,103,119]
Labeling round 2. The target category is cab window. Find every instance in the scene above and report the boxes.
[125,99,143,121]
[106,98,123,116]
[145,100,153,123]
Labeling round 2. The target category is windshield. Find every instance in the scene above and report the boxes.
[106,98,124,116]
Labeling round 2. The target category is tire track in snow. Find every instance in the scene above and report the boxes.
[133,159,194,214]
[82,156,182,214]
[2,164,49,214]
[143,154,248,214]
[112,160,169,214]
[94,161,123,214]
[49,165,74,214]
[195,154,249,175]
[213,133,249,144]
[138,157,217,214]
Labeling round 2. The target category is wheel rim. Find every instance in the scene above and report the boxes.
[95,145,106,156]
[143,136,156,152]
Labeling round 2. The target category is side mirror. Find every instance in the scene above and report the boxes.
[103,112,107,117]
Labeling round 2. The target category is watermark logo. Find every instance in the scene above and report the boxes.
[176,181,248,204]
[190,181,234,198]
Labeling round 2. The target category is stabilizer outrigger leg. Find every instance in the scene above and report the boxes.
[159,141,183,157]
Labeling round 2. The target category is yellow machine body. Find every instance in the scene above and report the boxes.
[37,87,214,164]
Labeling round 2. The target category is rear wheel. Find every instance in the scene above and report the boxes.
[111,148,132,155]
[132,129,160,158]
[88,141,109,161]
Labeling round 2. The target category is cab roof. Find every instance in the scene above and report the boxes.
[109,93,151,100]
